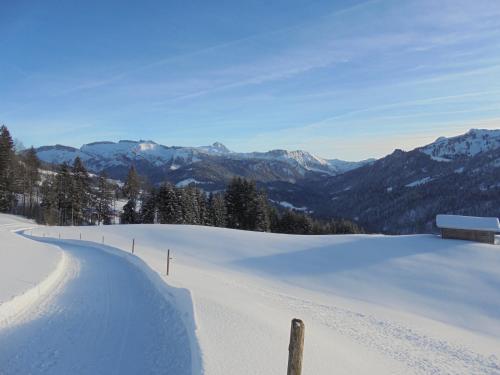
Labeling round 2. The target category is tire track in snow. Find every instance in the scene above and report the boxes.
[0,239,193,375]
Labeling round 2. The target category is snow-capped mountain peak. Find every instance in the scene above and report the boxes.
[420,128,500,161]
[198,142,232,154]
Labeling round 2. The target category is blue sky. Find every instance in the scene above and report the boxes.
[1,0,500,160]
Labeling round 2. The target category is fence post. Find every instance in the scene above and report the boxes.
[167,249,172,276]
[287,319,305,375]
[132,238,135,254]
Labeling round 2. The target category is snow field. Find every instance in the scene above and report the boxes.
[30,223,500,374]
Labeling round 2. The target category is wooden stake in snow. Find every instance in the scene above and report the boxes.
[132,238,135,254]
[287,319,305,375]
[167,249,172,276]
[80,233,82,240]
[102,236,104,244]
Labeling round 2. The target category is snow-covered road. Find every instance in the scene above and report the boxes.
[0,237,193,375]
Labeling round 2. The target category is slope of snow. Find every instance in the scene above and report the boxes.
[23,223,500,375]
[237,149,344,175]
[35,145,90,165]
[197,142,232,154]
[405,176,433,187]
[0,215,61,307]
[277,201,308,211]
[176,178,204,187]
[327,158,375,174]
[420,128,500,160]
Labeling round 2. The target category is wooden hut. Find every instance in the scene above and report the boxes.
[436,215,500,244]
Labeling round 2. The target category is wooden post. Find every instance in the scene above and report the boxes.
[132,238,135,254]
[102,235,104,244]
[167,249,172,276]
[287,319,305,375]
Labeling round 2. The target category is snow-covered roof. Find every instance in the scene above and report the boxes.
[436,214,500,232]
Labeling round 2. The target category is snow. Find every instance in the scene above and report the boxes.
[278,201,308,211]
[176,178,203,187]
[2,212,500,374]
[36,146,88,165]
[420,128,500,160]
[430,155,452,162]
[197,142,232,154]
[436,214,500,232]
[327,158,375,173]
[0,236,197,374]
[0,215,61,307]
[405,176,433,187]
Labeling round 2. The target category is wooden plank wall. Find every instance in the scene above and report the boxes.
[441,228,495,244]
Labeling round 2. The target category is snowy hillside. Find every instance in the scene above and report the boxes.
[420,128,500,161]
[2,214,499,374]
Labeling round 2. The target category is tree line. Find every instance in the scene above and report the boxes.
[123,174,363,235]
[0,124,363,234]
[0,125,116,225]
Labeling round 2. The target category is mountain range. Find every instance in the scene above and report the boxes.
[35,140,373,185]
[34,128,500,234]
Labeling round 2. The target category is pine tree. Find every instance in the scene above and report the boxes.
[157,183,180,223]
[268,205,280,232]
[225,177,245,229]
[208,193,227,227]
[40,174,59,225]
[71,157,91,225]
[23,147,41,218]
[121,166,141,224]
[95,172,115,225]
[254,192,270,232]
[179,186,197,224]
[140,188,157,224]
[196,188,208,225]
[121,200,138,224]
[123,166,141,201]
[55,163,73,225]
[278,210,313,234]
[225,177,265,231]
[0,125,16,212]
